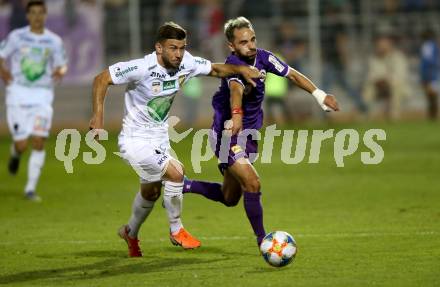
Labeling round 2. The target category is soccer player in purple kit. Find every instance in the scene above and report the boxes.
[183,17,340,247]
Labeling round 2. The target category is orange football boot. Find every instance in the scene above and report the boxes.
[169,228,201,249]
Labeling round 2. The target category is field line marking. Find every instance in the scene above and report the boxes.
[0,231,437,246]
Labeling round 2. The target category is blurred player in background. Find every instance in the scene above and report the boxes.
[183,17,339,248]
[420,29,439,120]
[363,34,410,120]
[0,0,67,202]
[89,22,261,257]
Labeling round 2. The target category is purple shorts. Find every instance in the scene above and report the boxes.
[209,129,259,174]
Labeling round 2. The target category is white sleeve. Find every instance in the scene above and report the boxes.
[108,58,148,84]
[53,39,68,68]
[0,31,16,59]
[190,56,212,77]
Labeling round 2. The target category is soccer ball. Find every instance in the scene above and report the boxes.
[260,231,297,267]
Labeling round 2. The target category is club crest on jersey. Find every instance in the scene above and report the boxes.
[163,80,176,91]
[151,81,161,94]
[260,69,266,82]
[178,75,186,86]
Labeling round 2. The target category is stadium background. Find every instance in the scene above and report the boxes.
[0,1,439,286]
[1,0,439,129]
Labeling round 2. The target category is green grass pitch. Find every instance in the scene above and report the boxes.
[0,121,439,286]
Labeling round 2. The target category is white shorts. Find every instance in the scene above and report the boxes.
[118,131,173,184]
[6,104,53,141]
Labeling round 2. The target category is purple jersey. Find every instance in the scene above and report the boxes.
[211,48,289,132]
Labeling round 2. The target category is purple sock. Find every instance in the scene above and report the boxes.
[183,178,226,204]
[243,191,266,246]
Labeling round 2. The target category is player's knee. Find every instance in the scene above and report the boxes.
[244,177,261,193]
[164,160,185,183]
[32,138,45,151]
[224,196,240,207]
[222,186,241,207]
[140,186,161,201]
[15,141,28,154]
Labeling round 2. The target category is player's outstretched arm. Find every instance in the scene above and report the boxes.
[0,58,12,85]
[208,63,261,87]
[225,81,245,136]
[89,69,113,131]
[287,67,339,111]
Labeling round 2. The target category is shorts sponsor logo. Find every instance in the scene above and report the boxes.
[34,116,49,131]
[231,145,243,154]
[157,154,168,165]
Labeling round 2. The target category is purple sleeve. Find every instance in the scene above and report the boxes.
[225,55,246,88]
[262,50,290,77]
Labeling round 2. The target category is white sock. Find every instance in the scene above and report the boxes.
[127,192,155,238]
[163,180,184,235]
[25,150,46,193]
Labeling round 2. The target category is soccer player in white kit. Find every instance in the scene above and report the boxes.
[0,0,67,202]
[89,22,261,257]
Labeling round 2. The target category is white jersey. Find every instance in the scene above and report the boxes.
[0,26,67,105]
[109,51,212,135]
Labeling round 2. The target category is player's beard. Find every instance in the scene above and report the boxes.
[162,55,181,70]
[236,49,257,64]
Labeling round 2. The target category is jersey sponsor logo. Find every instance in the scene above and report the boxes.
[146,93,175,122]
[39,39,52,44]
[151,81,161,94]
[268,55,284,73]
[163,79,176,91]
[195,58,207,65]
[115,65,138,77]
[19,35,35,43]
[20,47,49,82]
[150,71,166,79]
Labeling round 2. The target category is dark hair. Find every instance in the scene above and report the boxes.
[156,22,186,43]
[26,0,46,13]
[224,16,254,42]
